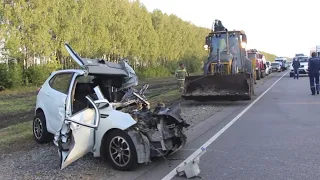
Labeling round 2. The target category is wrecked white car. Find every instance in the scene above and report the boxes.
[32,43,189,171]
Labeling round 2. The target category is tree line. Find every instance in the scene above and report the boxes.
[0,0,277,90]
[260,51,277,62]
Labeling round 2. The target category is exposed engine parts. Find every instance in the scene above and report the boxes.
[118,86,189,161]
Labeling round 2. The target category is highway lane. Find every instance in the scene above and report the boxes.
[166,72,320,180]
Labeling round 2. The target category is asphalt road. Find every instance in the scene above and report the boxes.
[165,72,320,180]
[146,71,320,180]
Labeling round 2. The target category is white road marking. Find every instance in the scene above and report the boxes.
[161,72,289,180]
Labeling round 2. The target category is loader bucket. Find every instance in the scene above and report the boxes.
[182,73,254,101]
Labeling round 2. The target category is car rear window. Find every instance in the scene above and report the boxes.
[49,73,74,94]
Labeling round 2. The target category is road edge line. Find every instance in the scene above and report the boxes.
[161,71,289,180]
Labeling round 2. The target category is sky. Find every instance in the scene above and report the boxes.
[139,0,320,58]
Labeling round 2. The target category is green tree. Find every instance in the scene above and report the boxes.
[260,51,277,62]
[1,0,279,86]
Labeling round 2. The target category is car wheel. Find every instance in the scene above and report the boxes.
[104,130,138,171]
[33,112,52,144]
[290,73,294,77]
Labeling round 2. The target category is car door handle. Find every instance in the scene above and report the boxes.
[100,114,109,118]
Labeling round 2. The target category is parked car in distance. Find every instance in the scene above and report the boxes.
[287,61,292,68]
[289,56,309,77]
[271,62,282,72]
[275,57,288,71]
[265,61,272,75]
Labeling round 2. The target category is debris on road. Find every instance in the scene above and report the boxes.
[176,146,207,179]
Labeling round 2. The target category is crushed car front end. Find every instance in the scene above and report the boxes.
[55,43,189,171]
[125,102,188,162]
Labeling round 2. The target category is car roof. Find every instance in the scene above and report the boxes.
[81,58,128,76]
[64,43,129,77]
[52,69,85,74]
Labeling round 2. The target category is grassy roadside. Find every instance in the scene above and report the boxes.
[0,86,38,96]
[0,121,33,152]
[0,96,36,115]
[0,89,182,153]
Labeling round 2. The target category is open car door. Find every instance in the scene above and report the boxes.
[58,94,109,169]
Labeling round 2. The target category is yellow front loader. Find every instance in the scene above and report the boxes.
[182,20,255,101]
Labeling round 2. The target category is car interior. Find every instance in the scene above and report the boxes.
[71,74,127,114]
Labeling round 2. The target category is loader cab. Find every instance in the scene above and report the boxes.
[205,31,247,59]
[204,31,248,75]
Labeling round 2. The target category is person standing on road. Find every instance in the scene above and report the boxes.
[175,63,189,92]
[308,52,320,95]
[292,58,300,79]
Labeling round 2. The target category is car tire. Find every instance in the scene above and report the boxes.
[290,73,294,77]
[103,130,138,171]
[33,112,52,144]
